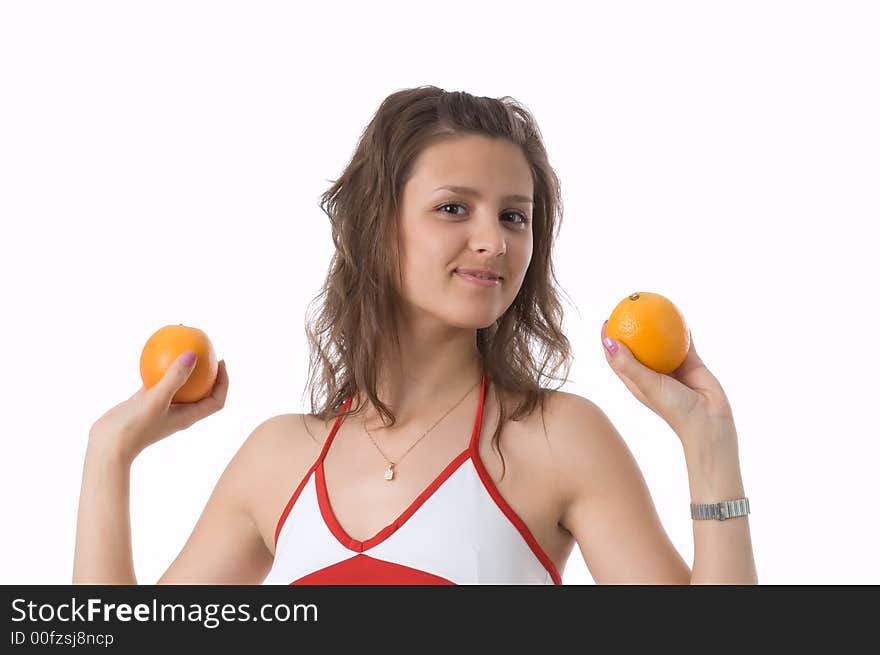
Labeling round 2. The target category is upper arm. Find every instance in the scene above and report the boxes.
[156,416,286,585]
[551,393,692,585]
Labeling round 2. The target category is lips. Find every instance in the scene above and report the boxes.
[454,270,502,287]
[455,268,502,280]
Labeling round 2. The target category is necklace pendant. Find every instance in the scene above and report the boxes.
[384,463,395,481]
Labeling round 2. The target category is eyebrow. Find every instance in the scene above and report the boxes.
[432,185,534,205]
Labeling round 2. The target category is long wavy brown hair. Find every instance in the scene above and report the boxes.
[302,85,573,481]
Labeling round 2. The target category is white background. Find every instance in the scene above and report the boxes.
[1,1,877,585]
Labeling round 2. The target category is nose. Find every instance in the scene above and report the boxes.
[468,213,507,257]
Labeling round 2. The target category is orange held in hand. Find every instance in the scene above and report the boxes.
[140,324,219,403]
[606,292,690,374]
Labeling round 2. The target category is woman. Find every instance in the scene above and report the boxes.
[74,86,757,585]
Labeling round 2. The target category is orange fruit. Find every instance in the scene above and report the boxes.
[140,324,218,403]
[606,292,690,374]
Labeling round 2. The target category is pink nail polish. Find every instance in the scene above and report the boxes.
[603,337,618,355]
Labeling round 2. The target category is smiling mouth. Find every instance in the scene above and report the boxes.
[454,270,502,287]
[459,273,500,280]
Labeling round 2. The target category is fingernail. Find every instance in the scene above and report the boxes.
[181,350,197,366]
[603,337,618,355]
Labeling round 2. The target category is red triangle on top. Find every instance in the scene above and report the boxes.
[291,553,455,585]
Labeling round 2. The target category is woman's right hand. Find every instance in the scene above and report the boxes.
[88,352,229,461]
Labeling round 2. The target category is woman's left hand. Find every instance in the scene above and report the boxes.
[601,320,736,448]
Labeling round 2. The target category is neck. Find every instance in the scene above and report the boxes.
[359,327,484,430]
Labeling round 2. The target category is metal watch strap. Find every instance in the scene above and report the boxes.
[690,497,750,521]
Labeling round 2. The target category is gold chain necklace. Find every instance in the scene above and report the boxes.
[362,377,480,481]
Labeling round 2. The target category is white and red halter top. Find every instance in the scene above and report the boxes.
[263,370,562,585]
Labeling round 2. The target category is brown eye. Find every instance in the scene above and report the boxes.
[504,211,529,225]
[438,203,466,216]
[437,203,529,225]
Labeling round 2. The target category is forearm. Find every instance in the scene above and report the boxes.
[683,431,758,585]
[72,438,138,584]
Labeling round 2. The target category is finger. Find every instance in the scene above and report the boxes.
[152,351,199,407]
[170,360,227,408]
[669,328,705,378]
[668,333,724,398]
[203,360,229,408]
[168,360,227,429]
[601,320,665,408]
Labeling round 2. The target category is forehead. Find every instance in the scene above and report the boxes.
[405,134,533,195]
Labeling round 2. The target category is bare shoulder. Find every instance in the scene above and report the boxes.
[233,414,312,467]
[238,413,329,488]
[539,389,608,441]
[213,414,315,509]
[538,390,692,584]
[537,390,630,501]
[250,413,329,447]
[199,413,318,522]
[493,387,605,441]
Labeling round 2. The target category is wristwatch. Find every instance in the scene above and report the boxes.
[690,497,750,521]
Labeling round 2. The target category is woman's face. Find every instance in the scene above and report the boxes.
[397,134,534,329]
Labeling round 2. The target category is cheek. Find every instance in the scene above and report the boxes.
[508,240,533,279]
[408,251,449,291]
[399,224,454,285]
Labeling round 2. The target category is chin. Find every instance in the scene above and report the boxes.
[442,309,503,330]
